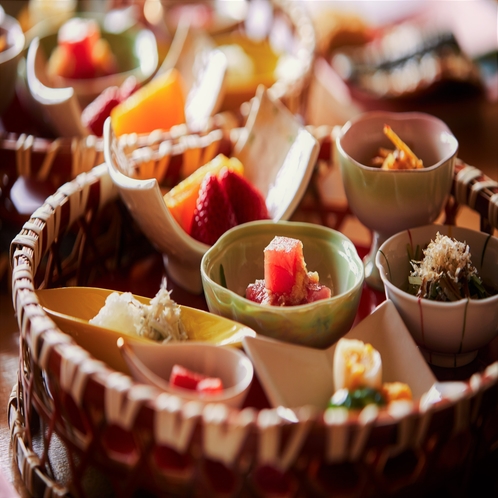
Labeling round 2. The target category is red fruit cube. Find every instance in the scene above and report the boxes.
[169,365,224,394]
[169,364,203,391]
[264,236,307,296]
[197,377,224,394]
[245,279,268,304]
[306,281,332,302]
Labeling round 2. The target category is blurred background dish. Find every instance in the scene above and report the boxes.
[23,13,158,127]
[25,35,89,137]
[305,0,497,182]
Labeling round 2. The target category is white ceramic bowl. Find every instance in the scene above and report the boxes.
[0,7,25,116]
[104,86,320,294]
[376,224,498,367]
[336,111,458,290]
[119,340,254,408]
[200,220,364,349]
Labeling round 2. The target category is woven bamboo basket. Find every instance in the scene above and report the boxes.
[8,122,498,496]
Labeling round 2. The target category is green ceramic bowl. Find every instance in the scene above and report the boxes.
[200,220,364,348]
[29,13,158,107]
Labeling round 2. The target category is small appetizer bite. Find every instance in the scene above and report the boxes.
[246,236,332,306]
[110,68,186,136]
[329,338,412,410]
[47,17,117,80]
[164,154,269,245]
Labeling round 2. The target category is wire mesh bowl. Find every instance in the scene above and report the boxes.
[8,120,498,496]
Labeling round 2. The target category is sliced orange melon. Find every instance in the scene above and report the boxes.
[110,68,186,136]
[164,154,243,233]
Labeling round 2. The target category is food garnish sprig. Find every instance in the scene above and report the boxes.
[328,339,412,411]
[372,125,424,170]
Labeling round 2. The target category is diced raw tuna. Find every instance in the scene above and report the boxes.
[246,279,268,304]
[306,281,332,302]
[246,236,333,306]
[264,236,307,296]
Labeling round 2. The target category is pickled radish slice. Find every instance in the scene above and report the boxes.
[246,236,332,306]
[333,338,382,391]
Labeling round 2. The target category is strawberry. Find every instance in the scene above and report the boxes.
[190,173,237,245]
[119,75,140,101]
[219,169,269,224]
[81,77,140,137]
[81,85,121,136]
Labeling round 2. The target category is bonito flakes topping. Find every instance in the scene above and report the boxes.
[411,233,475,283]
[409,232,489,301]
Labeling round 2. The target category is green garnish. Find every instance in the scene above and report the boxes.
[408,233,491,301]
[328,387,386,410]
[219,264,227,289]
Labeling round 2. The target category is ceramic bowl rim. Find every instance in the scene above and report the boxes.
[337,110,459,173]
[201,219,365,309]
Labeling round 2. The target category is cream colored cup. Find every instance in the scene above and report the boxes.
[336,111,458,290]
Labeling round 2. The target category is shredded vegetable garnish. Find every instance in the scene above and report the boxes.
[372,125,424,170]
[145,288,188,342]
[90,288,188,342]
[408,232,489,301]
